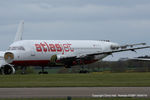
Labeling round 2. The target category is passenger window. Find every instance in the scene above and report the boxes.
[8,46,25,51]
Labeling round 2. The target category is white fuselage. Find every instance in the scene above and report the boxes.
[5,40,118,66]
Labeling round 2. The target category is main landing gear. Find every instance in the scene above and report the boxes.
[78,60,89,73]
[39,66,48,74]
[79,66,89,73]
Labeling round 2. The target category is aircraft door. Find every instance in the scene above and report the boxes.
[31,46,36,57]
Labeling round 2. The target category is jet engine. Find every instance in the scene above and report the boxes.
[4,52,14,63]
[1,64,15,75]
[50,55,57,64]
[50,54,74,67]
[50,55,66,64]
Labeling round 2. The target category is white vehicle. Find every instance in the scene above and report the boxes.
[1,21,150,74]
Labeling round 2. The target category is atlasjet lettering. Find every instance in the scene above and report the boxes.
[35,42,74,54]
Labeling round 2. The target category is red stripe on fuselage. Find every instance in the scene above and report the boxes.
[12,60,50,66]
[11,60,98,66]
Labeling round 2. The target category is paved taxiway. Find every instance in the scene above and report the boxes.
[0,87,150,98]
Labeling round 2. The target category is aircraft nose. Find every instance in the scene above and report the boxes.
[4,52,14,63]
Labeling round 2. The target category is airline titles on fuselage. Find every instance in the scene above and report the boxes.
[35,42,74,54]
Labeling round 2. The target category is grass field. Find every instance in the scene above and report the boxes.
[0,72,150,87]
[1,98,150,100]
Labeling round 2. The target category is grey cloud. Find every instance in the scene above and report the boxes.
[0,0,150,60]
[0,0,150,23]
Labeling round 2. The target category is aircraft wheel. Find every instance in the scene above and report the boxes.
[39,71,48,74]
[43,71,48,74]
[79,70,89,73]
[21,71,26,74]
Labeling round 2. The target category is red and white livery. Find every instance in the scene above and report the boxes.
[0,21,150,74]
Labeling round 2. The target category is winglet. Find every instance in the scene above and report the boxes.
[14,20,24,42]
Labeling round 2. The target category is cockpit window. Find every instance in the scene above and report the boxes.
[8,46,25,51]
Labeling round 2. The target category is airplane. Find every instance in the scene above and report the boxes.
[1,21,150,74]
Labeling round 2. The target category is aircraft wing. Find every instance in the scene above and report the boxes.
[111,43,146,50]
[118,43,146,49]
[56,46,150,65]
[86,46,150,57]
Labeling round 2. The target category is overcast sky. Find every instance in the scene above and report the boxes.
[0,0,150,60]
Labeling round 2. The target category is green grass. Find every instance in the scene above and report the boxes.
[0,72,150,87]
[1,98,150,100]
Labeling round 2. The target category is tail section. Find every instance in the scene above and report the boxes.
[14,20,24,42]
